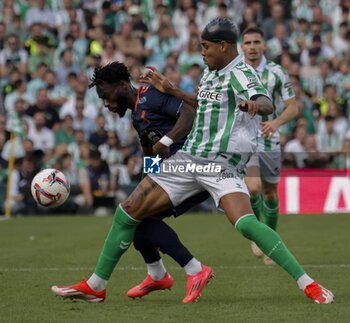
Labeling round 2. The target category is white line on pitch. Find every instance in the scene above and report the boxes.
[0,264,349,272]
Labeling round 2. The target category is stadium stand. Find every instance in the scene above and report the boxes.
[0,0,349,215]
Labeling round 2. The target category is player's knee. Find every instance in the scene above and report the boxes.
[262,188,277,201]
[121,198,142,219]
[248,182,262,197]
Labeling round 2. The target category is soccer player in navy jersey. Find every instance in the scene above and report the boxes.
[52,61,213,303]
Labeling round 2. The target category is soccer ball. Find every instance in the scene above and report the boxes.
[31,169,70,208]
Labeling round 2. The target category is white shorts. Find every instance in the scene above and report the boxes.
[246,150,281,184]
[148,151,249,208]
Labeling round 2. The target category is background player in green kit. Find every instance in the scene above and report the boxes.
[241,27,299,265]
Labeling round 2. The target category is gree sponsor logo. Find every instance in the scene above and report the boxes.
[198,90,223,102]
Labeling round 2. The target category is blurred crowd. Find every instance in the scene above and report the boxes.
[0,0,350,215]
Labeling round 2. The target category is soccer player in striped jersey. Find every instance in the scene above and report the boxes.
[241,26,299,265]
[51,18,334,305]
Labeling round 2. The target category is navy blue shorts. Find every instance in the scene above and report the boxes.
[171,191,211,217]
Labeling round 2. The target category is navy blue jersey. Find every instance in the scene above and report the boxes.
[132,85,211,214]
[132,85,186,155]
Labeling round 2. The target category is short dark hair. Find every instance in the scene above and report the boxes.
[325,115,335,122]
[60,48,72,59]
[89,149,101,160]
[218,3,227,10]
[37,62,48,69]
[242,26,264,39]
[312,34,322,43]
[339,21,348,29]
[323,84,336,91]
[102,0,111,10]
[67,72,78,79]
[89,61,130,89]
[65,33,75,41]
[13,79,24,90]
[201,18,237,44]
[6,33,18,41]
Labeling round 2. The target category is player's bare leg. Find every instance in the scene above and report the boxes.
[245,166,262,208]
[121,176,174,219]
[219,193,334,304]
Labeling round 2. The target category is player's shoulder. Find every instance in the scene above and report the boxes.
[232,60,258,84]
[140,84,165,100]
[140,84,154,94]
[266,60,288,76]
[136,85,161,112]
[234,59,255,73]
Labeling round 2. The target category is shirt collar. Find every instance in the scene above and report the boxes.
[217,54,244,74]
[256,55,267,74]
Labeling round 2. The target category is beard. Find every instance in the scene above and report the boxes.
[116,105,128,117]
[115,94,133,117]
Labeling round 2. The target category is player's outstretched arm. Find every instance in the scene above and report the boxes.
[254,95,273,115]
[163,104,196,143]
[140,67,198,109]
[152,104,196,158]
[261,98,298,137]
[239,95,273,118]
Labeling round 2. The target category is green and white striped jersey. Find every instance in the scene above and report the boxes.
[254,56,295,151]
[181,55,269,165]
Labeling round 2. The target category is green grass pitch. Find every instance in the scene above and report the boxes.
[0,213,349,323]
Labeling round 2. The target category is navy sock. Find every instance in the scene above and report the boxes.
[133,219,193,267]
[133,221,161,263]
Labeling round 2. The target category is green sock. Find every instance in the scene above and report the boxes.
[236,214,305,280]
[262,197,279,231]
[94,205,140,280]
[250,194,262,221]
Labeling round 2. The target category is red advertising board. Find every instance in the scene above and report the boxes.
[278,169,350,214]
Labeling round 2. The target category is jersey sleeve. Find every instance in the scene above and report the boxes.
[157,91,184,118]
[231,64,270,101]
[277,67,295,101]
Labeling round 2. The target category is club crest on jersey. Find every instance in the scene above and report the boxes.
[261,77,268,85]
[198,89,223,102]
[138,96,147,104]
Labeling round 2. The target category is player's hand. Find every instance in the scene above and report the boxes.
[139,66,174,94]
[152,142,170,159]
[239,100,258,118]
[261,119,279,138]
